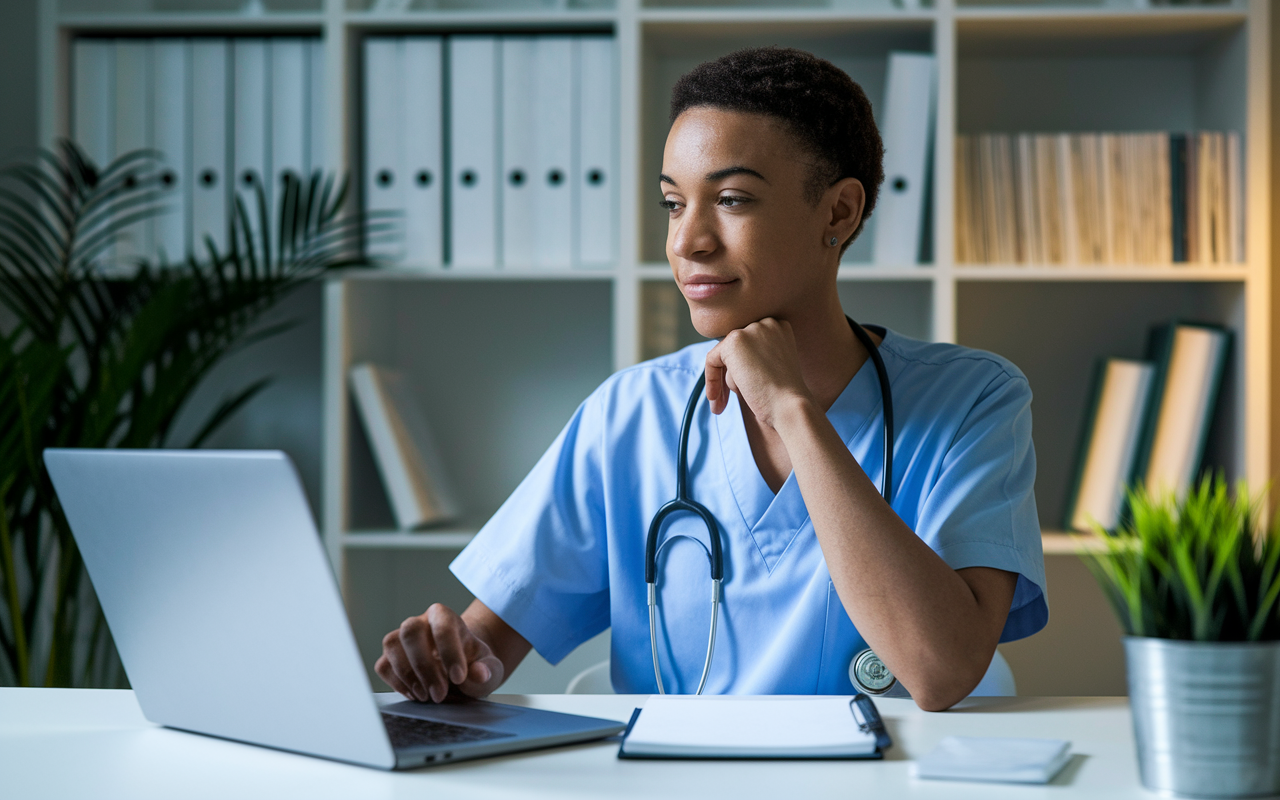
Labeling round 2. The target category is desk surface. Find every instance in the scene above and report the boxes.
[1,688,1150,799]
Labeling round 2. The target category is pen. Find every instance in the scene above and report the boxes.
[851,693,893,752]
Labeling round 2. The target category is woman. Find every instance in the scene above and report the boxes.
[377,47,1046,712]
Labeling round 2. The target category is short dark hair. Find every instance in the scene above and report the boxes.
[669,46,885,245]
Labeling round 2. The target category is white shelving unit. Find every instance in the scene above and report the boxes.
[39,0,1272,694]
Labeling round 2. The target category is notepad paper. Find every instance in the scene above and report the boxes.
[915,736,1071,784]
[620,696,878,758]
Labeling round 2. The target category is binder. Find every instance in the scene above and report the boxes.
[73,39,114,172]
[270,39,308,198]
[500,36,537,268]
[152,39,189,263]
[401,37,443,268]
[449,36,499,268]
[1063,358,1155,532]
[73,39,113,266]
[363,37,403,261]
[872,52,935,266]
[1133,322,1231,498]
[348,363,461,530]
[307,37,326,175]
[190,39,230,255]
[575,36,615,268]
[114,40,152,266]
[233,39,268,248]
[532,36,574,267]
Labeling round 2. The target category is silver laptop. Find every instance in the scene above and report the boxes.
[44,448,625,770]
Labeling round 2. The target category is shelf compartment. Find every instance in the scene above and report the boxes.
[343,530,477,548]
[640,18,934,264]
[957,12,1247,135]
[60,0,322,14]
[338,278,613,532]
[957,280,1244,531]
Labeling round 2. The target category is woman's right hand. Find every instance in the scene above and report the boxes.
[375,602,507,702]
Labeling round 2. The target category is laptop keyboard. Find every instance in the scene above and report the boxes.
[381,712,513,750]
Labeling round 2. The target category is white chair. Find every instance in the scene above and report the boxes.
[565,650,1016,696]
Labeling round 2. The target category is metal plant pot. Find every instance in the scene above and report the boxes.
[1125,637,1280,798]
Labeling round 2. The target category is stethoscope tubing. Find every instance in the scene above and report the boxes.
[646,318,893,695]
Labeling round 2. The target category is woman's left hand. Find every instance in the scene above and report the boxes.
[703,317,813,429]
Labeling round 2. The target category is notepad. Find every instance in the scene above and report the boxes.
[915,736,1072,784]
[618,696,880,759]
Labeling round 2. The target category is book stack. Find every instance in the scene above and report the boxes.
[1064,322,1231,533]
[956,132,1243,266]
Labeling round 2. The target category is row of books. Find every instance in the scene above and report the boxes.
[364,35,616,270]
[1064,321,1231,533]
[956,132,1244,267]
[73,37,327,267]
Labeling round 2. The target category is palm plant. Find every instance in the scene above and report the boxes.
[0,140,378,687]
[1084,476,1280,642]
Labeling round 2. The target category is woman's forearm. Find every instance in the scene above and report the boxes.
[773,395,1016,711]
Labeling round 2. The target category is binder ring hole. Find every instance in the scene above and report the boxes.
[376,169,394,188]
[199,170,217,188]
[241,171,255,187]
[281,170,298,185]
[587,169,604,186]
[415,170,432,187]
[508,169,525,187]
[460,170,477,187]
[547,169,564,186]
[123,173,137,189]
[892,177,907,192]
[160,171,176,187]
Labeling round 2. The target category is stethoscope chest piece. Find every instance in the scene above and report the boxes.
[850,648,911,698]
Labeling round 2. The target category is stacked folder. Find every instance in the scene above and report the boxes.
[1064,321,1231,533]
[72,37,327,266]
[363,35,617,270]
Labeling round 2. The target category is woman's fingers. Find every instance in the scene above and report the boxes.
[378,603,501,703]
[704,345,729,415]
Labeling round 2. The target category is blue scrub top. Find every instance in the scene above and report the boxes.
[451,327,1047,695]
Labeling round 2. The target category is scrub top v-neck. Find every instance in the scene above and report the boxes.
[451,328,1047,695]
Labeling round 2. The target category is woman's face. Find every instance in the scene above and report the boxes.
[661,107,859,339]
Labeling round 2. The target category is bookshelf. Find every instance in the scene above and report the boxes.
[38,0,1271,694]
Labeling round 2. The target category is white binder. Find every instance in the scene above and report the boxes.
[152,39,189,264]
[114,40,152,266]
[308,38,326,176]
[575,36,615,267]
[872,52,935,266]
[73,39,114,268]
[363,37,402,261]
[190,39,229,255]
[401,37,444,268]
[532,36,574,268]
[73,39,113,171]
[500,36,537,268]
[233,39,268,248]
[448,36,499,268]
[271,39,308,201]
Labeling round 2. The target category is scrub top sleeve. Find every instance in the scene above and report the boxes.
[916,372,1048,643]
[450,391,611,665]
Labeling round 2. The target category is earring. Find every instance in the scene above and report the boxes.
[829,237,839,247]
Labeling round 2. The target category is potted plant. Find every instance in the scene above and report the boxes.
[1084,477,1280,797]
[0,142,383,688]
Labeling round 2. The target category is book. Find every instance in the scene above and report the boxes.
[1131,322,1231,498]
[348,363,461,530]
[954,130,1242,266]
[618,695,887,759]
[1063,358,1156,532]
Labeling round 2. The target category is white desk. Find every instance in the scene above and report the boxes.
[1,689,1151,799]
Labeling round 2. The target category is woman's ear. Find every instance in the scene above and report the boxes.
[825,177,866,248]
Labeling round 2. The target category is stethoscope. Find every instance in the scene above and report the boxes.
[646,317,901,696]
